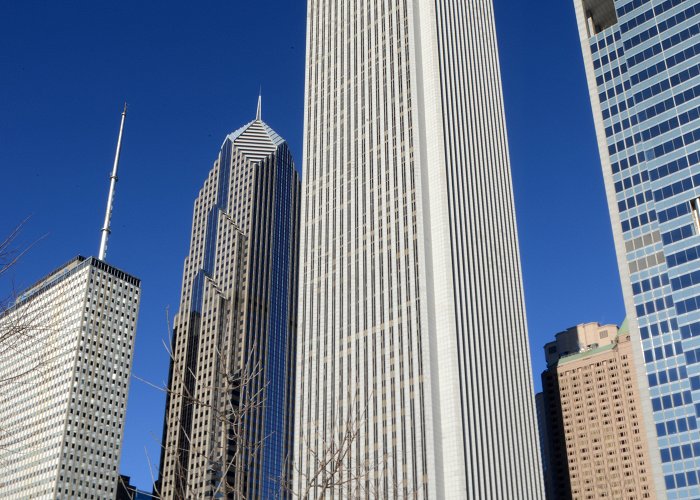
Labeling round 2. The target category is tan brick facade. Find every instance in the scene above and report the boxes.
[541,322,655,499]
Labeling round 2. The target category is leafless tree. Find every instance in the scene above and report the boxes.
[117,474,159,499]
[141,313,270,500]
[141,308,420,500]
[141,314,421,500]
[0,219,34,361]
[0,218,55,465]
[0,220,61,394]
[286,388,419,500]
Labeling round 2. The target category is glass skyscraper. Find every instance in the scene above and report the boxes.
[575,0,700,497]
[158,103,300,499]
[294,1,544,498]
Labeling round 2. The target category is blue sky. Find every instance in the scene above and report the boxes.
[0,1,623,491]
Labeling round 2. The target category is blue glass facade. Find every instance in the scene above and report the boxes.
[581,0,700,497]
[244,143,299,499]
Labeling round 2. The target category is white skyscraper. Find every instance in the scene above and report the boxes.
[0,256,140,498]
[294,1,544,499]
[0,105,140,499]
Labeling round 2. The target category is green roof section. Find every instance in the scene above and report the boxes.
[556,342,616,367]
[619,316,629,336]
[555,318,627,367]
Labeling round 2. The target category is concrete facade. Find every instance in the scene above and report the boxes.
[0,256,140,499]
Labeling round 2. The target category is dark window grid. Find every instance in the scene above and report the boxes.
[620,0,687,34]
[594,46,625,71]
[591,28,622,54]
[619,189,654,213]
[610,104,700,157]
[644,341,684,362]
[662,223,695,246]
[650,390,693,412]
[626,22,700,70]
[624,3,700,53]
[656,415,698,440]
[604,62,700,123]
[660,440,700,463]
[680,320,700,339]
[596,64,626,86]
[630,39,700,87]
[645,126,700,163]
[675,294,700,315]
[636,295,674,317]
[600,80,632,104]
[640,317,676,339]
[621,209,657,232]
[650,150,700,182]
[648,365,688,386]
[654,172,700,203]
[618,0,653,19]
[624,129,700,183]
[634,274,671,296]
[615,170,650,193]
[611,150,645,175]
[667,245,700,268]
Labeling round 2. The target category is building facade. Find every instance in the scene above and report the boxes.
[0,256,140,499]
[539,322,656,499]
[158,106,300,499]
[574,0,700,496]
[293,1,544,498]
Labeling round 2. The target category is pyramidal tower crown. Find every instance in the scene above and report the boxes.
[223,95,285,164]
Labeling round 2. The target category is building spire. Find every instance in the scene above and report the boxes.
[256,91,262,121]
[98,103,127,262]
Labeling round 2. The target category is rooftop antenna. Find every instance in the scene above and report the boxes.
[256,89,262,121]
[98,103,127,261]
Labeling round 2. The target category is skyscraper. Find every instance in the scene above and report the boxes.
[0,105,140,499]
[574,0,700,497]
[294,2,544,498]
[0,256,141,499]
[539,322,656,499]
[158,102,300,499]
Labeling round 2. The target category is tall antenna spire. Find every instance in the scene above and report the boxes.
[98,103,127,261]
[256,90,262,121]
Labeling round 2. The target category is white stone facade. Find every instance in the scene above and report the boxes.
[294,1,545,498]
[0,256,140,499]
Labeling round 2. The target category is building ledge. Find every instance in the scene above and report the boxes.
[582,0,618,36]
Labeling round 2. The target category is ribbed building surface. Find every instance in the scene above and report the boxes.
[293,1,544,498]
[158,107,300,499]
[574,0,700,497]
[0,256,140,499]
